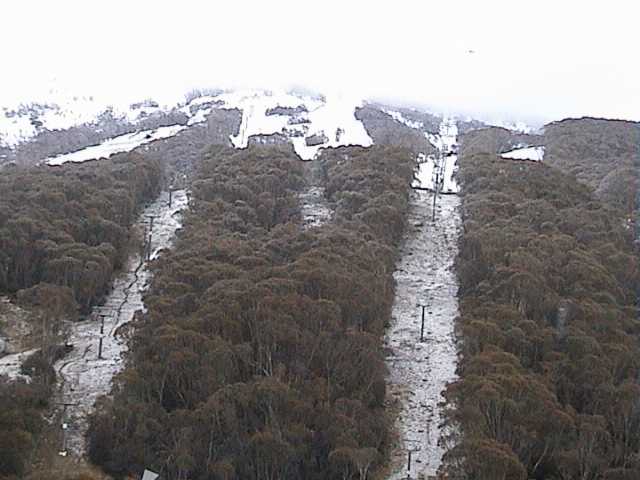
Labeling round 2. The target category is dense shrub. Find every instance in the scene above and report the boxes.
[442,152,640,479]
[87,144,415,480]
[0,154,163,312]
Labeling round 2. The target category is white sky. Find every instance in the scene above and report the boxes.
[1,0,638,124]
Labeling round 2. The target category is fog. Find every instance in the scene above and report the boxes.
[2,0,638,125]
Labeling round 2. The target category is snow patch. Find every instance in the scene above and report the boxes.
[193,89,372,160]
[383,109,424,130]
[0,348,38,382]
[501,145,545,162]
[412,118,459,193]
[46,125,186,165]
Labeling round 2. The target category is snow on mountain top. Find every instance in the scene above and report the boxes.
[501,145,545,162]
[46,125,186,165]
[3,88,374,162]
[212,89,372,160]
[0,92,187,148]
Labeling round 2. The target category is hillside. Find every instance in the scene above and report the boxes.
[0,87,638,480]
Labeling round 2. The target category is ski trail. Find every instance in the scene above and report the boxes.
[53,190,188,457]
[386,118,461,479]
[299,160,332,229]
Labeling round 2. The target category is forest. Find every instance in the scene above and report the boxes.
[0,154,164,479]
[86,144,415,480]
[442,151,640,479]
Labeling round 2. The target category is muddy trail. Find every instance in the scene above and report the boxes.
[299,159,332,228]
[53,189,188,457]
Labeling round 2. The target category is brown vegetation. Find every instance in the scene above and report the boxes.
[87,144,415,480]
[442,151,640,479]
[0,154,163,479]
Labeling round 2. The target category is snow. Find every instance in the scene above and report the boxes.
[46,125,186,165]
[501,145,545,161]
[0,94,180,148]
[387,115,461,478]
[383,109,424,130]
[0,348,38,382]
[187,107,212,126]
[8,88,371,167]
[386,194,461,479]
[53,190,188,456]
[187,89,372,160]
[412,118,459,193]
[290,93,373,160]
[299,186,332,228]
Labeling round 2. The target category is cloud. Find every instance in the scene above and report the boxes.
[1,0,638,123]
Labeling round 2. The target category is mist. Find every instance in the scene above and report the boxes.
[2,0,638,125]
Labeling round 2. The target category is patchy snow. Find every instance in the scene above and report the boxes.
[501,145,545,162]
[0,348,38,382]
[187,107,212,126]
[46,125,186,165]
[54,190,188,456]
[491,119,539,134]
[290,93,373,160]
[383,109,424,130]
[189,89,372,160]
[412,118,459,194]
[1,88,372,164]
[385,193,461,479]
[299,186,332,228]
[388,115,461,478]
[0,85,205,149]
[220,90,309,148]
[299,161,333,229]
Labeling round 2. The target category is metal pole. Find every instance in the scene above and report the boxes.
[98,337,103,359]
[420,306,426,342]
[432,171,439,222]
[169,189,173,208]
[147,233,152,260]
[407,449,412,472]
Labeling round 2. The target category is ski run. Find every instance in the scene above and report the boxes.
[53,189,188,456]
[386,118,461,479]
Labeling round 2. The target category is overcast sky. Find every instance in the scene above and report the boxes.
[1,0,638,124]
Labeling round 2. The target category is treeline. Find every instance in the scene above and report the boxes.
[442,152,640,479]
[0,154,163,312]
[543,118,640,241]
[87,144,414,480]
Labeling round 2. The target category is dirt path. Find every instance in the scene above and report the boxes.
[53,190,188,457]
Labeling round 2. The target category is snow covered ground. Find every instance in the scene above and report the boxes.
[23,89,374,165]
[46,125,186,165]
[53,190,187,456]
[411,118,459,193]
[0,94,186,148]
[386,116,461,479]
[501,145,545,161]
[0,348,38,382]
[299,186,332,228]
[299,161,333,229]
[216,90,372,160]
[386,193,461,480]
